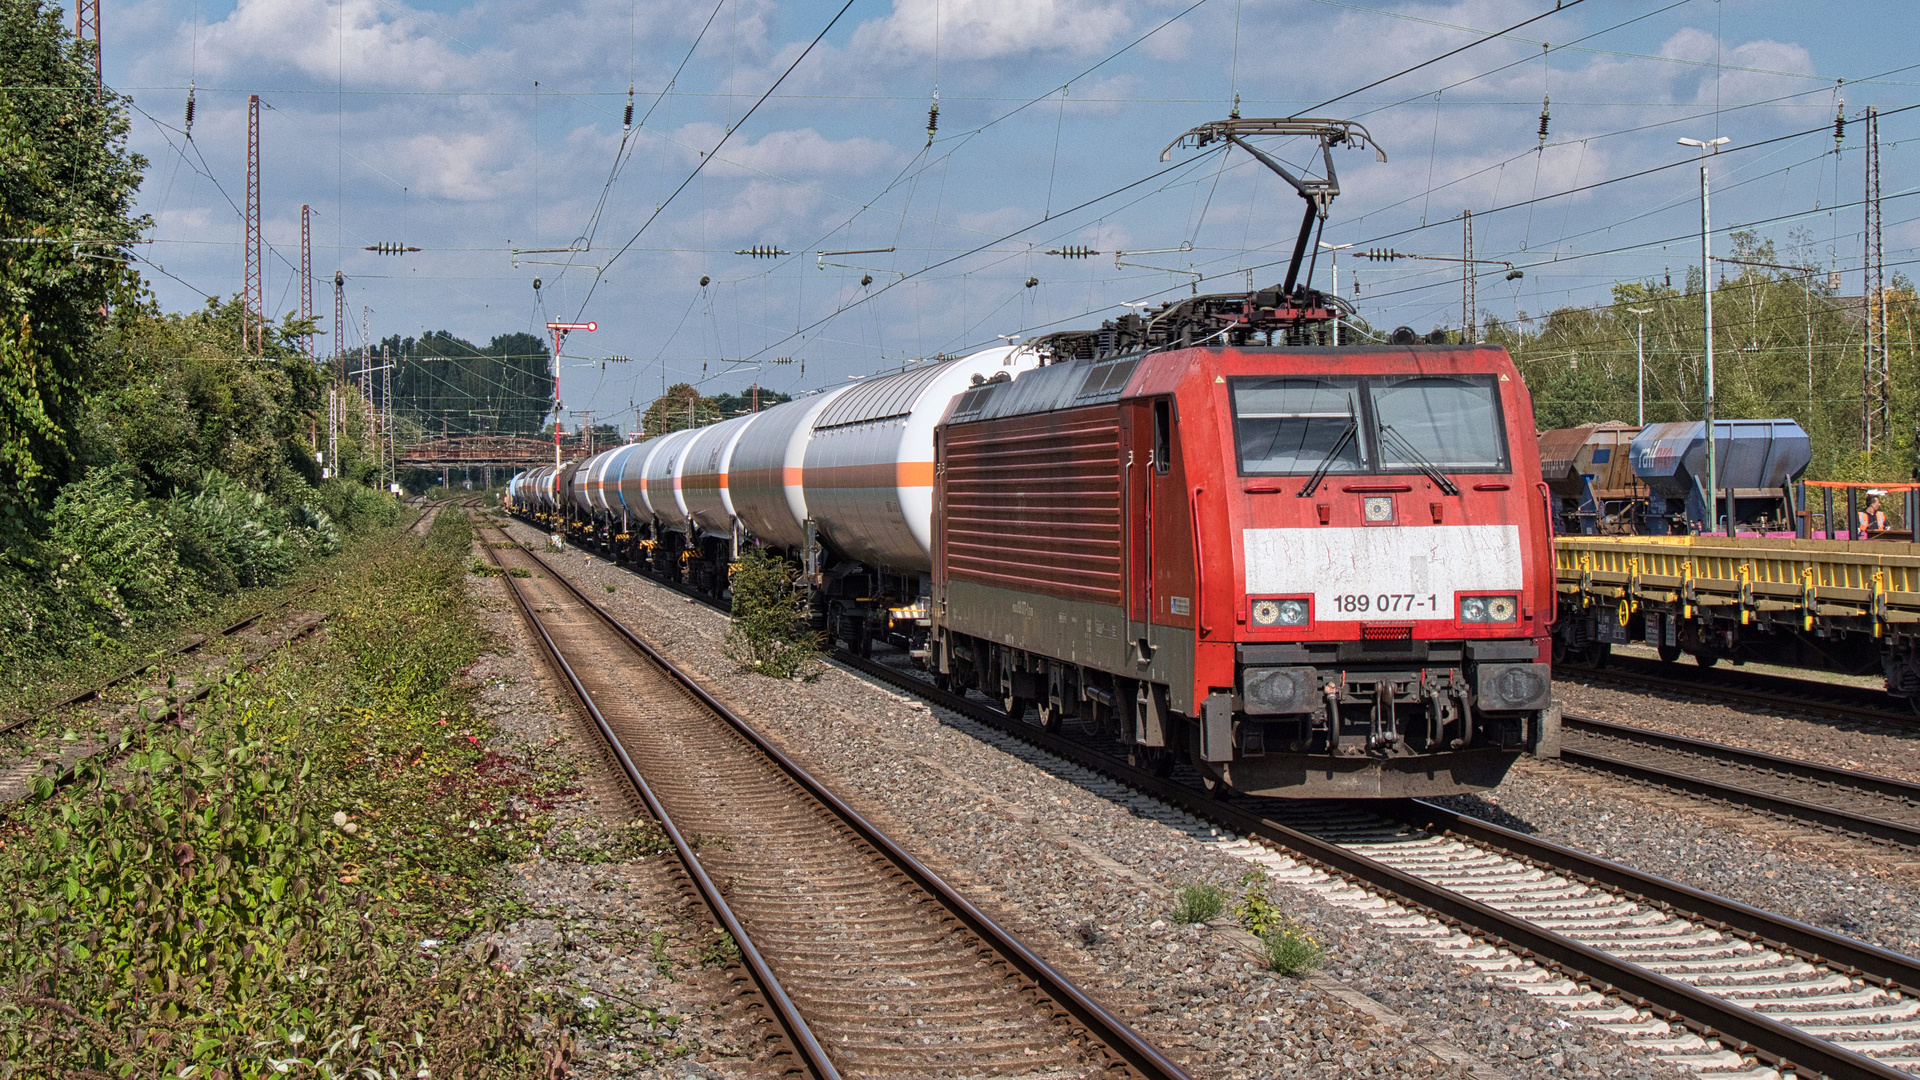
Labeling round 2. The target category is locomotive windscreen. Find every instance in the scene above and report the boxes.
[1230,374,1509,476]
[1231,377,1368,475]
[1369,375,1508,472]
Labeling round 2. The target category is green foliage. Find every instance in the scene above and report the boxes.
[723,546,820,679]
[639,384,789,437]
[1497,229,1920,482]
[384,330,552,436]
[1171,882,1227,924]
[1235,873,1322,976]
[47,465,188,627]
[0,509,559,1076]
[0,0,149,537]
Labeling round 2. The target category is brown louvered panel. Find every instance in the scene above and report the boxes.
[942,407,1123,604]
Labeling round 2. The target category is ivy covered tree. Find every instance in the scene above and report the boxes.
[0,0,148,539]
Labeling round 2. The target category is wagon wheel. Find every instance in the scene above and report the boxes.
[1693,653,1719,669]
[1656,644,1683,664]
[1001,694,1031,720]
[1190,753,1235,800]
[1034,700,1065,733]
[932,671,954,694]
[1129,746,1176,778]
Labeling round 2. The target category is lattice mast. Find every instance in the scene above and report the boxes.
[1864,106,1888,450]
[299,205,313,360]
[1462,209,1476,343]
[243,95,263,354]
[73,0,100,90]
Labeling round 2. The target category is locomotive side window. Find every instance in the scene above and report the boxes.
[1369,375,1509,472]
[1152,399,1171,475]
[1230,377,1367,476]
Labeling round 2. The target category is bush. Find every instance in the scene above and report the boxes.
[1172,882,1227,924]
[723,546,820,679]
[47,466,190,631]
[1235,873,1323,976]
[164,469,299,588]
[312,478,399,535]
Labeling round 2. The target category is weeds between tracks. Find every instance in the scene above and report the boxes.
[0,510,576,1079]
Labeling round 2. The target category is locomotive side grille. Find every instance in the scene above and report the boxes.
[944,408,1122,603]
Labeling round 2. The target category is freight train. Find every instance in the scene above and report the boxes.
[508,305,1565,798]
[508,117,1563,798]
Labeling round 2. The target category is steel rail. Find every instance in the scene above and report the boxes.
[474,530,839,1080]
[1561,714,1920,848]
[834,651,1917,1080]
[1566,655,1914,728]
[0,584,321,741]
[497,534,1194,1080]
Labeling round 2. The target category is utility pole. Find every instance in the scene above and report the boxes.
[73,0,100,90]
[1319,241,1353,345]
[576,410,596,457]
[299,205,314,360]
[1627,306,1653,425]
[1679,135,1729,531]
[361,306,374,471]
[1462,209,1476,342]
[333,271,346,383]
[1865,105,1888,450]
[243,95,263,355]
[383,346,394,490]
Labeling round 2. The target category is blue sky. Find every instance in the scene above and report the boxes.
[97,0,1918,429]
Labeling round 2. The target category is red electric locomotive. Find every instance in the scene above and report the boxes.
[927,119,1558,799]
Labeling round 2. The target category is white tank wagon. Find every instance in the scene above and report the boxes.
[726,385,855,551]
[507,348,1042,647]
[680,414,756,539]
[800,346,1038,573]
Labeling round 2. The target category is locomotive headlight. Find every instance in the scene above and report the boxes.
[1250,597,1310,627]
[1459,595,1520,623]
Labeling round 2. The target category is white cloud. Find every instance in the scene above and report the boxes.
[849,0,1133,62]
[668,123,899,179]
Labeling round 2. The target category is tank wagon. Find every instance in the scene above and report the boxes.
[512,116,1563,797]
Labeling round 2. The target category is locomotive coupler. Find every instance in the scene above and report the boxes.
[1368,679,1398,751]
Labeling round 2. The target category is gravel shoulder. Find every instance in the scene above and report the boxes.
[463,538,775,1079]
[503,522,1697,1080]
[1554,673,1920,785]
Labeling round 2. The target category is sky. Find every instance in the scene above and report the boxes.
[92,0,1920,431]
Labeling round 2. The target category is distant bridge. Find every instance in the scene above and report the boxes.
[397,436,592,470]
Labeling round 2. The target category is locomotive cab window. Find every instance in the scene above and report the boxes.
[1368,374,1509,473]
[1152,399,1171,475]
[1230,377,1367,476]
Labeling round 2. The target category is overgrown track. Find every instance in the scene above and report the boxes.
[473,524,1191,1080]
[0,585,321,741]
[1564,654,1917,729]
[1560,714,1920,849]
[837,652,1920,1080]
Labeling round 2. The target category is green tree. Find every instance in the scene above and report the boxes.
[0,0,148,537]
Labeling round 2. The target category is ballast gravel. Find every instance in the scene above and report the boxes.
[463,551,772,1078]
[504,522,1696,1080]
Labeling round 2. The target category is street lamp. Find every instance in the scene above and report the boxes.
[1678,135,1729,531]
[1319,241,1354,344]
[1626,306,1653,425]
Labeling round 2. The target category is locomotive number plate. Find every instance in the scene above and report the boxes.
[1331,593,1439,615]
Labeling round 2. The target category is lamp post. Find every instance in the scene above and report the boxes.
[1319,241,1353,344]
[1678,135,1729,531]
[1627,306,1653,425]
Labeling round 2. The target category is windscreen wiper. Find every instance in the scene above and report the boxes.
[1296,398,1359,498]
[1378,424,1460,496]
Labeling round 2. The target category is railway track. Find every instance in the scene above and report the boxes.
[1559,714,1920,850]
[472,521,1189,1080]
[836,651,1920,1079]
[506,521,1920,1076]
[1564,654,1916,729]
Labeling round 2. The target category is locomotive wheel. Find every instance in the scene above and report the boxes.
[1001,694,1031,720]
[1129,746,1176,778]
[1034,700,1064,733]
[1657,644,1683,664]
